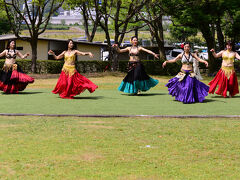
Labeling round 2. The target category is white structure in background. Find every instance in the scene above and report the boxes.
[50,8,83,25]
[166,49,183,60]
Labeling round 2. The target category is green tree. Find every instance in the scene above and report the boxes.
[222,0,240,43]
[91,0,149,70]
[0,9,11,34]
[162,0,227,73]
[3,0,64,73]
[138,1,166,59]
[169,19,198,42]
[65,0,101,42]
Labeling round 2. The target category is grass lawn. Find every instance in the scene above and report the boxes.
[1,74,240,179]
[0,74,240,116]
[0,116,240,179]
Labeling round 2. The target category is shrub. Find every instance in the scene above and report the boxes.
[4,59,240,76]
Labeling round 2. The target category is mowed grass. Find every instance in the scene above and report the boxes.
[0,116,240,179]
[1,74,240,179]
[0,74,240,115]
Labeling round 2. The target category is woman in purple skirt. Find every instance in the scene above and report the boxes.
[162,42,209,103]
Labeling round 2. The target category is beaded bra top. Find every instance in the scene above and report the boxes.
[129,46,140,57]
[6,49,17,59]
[64,53,76,65]
[222,51,235,64]
[181,52,193,64]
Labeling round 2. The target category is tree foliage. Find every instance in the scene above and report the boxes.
[4,0,64,73]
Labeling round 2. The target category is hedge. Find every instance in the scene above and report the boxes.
[0,59,110,74]
[1,59,240,76]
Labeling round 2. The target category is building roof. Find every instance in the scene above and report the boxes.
[0,34,108,47]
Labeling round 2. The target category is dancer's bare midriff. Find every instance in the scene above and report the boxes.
[5,58,16,65]
[181,64,193,71]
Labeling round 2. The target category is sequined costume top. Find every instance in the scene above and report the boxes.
[221,52,235,79]
[181,52,193,65]
[62,53,76,76]
[3,49,17,72]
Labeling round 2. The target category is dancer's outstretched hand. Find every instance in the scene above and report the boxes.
[210,49,215,53]
[154,54,159,59]
[48,50,54,55]
[112,44,118,48]
[204,61,208,67]
[89,52,94,58]
[162,61,167,68]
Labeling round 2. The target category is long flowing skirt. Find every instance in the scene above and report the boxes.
[208,68,239,97]
[118,62,159,93]
[166,70,209,103]
[52,70,98,99]
[0,64,34,93]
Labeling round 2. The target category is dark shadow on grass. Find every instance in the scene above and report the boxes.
[172,98,222,104]
[210,95,240,99]
[201,99,223,103]
[18,91,44,95]
[2,91,43,95]
[121,93,165,96]
[73,96,104,100]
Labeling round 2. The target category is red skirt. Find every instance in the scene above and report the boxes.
[209,69,239,97]
[52,71,98,99]
[0,69,34,93]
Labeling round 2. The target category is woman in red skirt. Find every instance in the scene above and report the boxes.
[0,39,34,93]
[48,39,98,99]
[209,41,240,97]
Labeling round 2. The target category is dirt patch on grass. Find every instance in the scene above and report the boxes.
[118,175,162,180]
[0,164,16,175]
[80,125,115,129]
[80,152,103,162]
[0,124,20,128]
[54,152,103,162]
[78,121,112,124]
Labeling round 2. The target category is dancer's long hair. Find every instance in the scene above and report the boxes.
[226,40,235,51]
[6,39,16,50]
[67,39,76,50]
[130,36,138,46]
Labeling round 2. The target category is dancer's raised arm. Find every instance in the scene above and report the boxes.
[75,50,94,58]
[48,50,65,60]
[210,49,223,58]
[192,54,208,67]
[0,50,7,58]
[138,47,159,59]
[235,51,240,60]
[162,54,182,68]
[16,51,30,59]
[112,44,130,53]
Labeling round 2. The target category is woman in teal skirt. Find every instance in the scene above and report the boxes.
[112,36,159,94]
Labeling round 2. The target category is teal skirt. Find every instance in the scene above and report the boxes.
[118,61,158,93]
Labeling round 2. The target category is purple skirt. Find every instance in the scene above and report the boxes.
[166,70,209,103]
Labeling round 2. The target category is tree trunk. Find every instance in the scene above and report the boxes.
[30,39,38,73]
[112,47,118,71]
[211,23,216,50]
[156,16,166,60]
[200,25,218,74]
[216,17,225,51]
